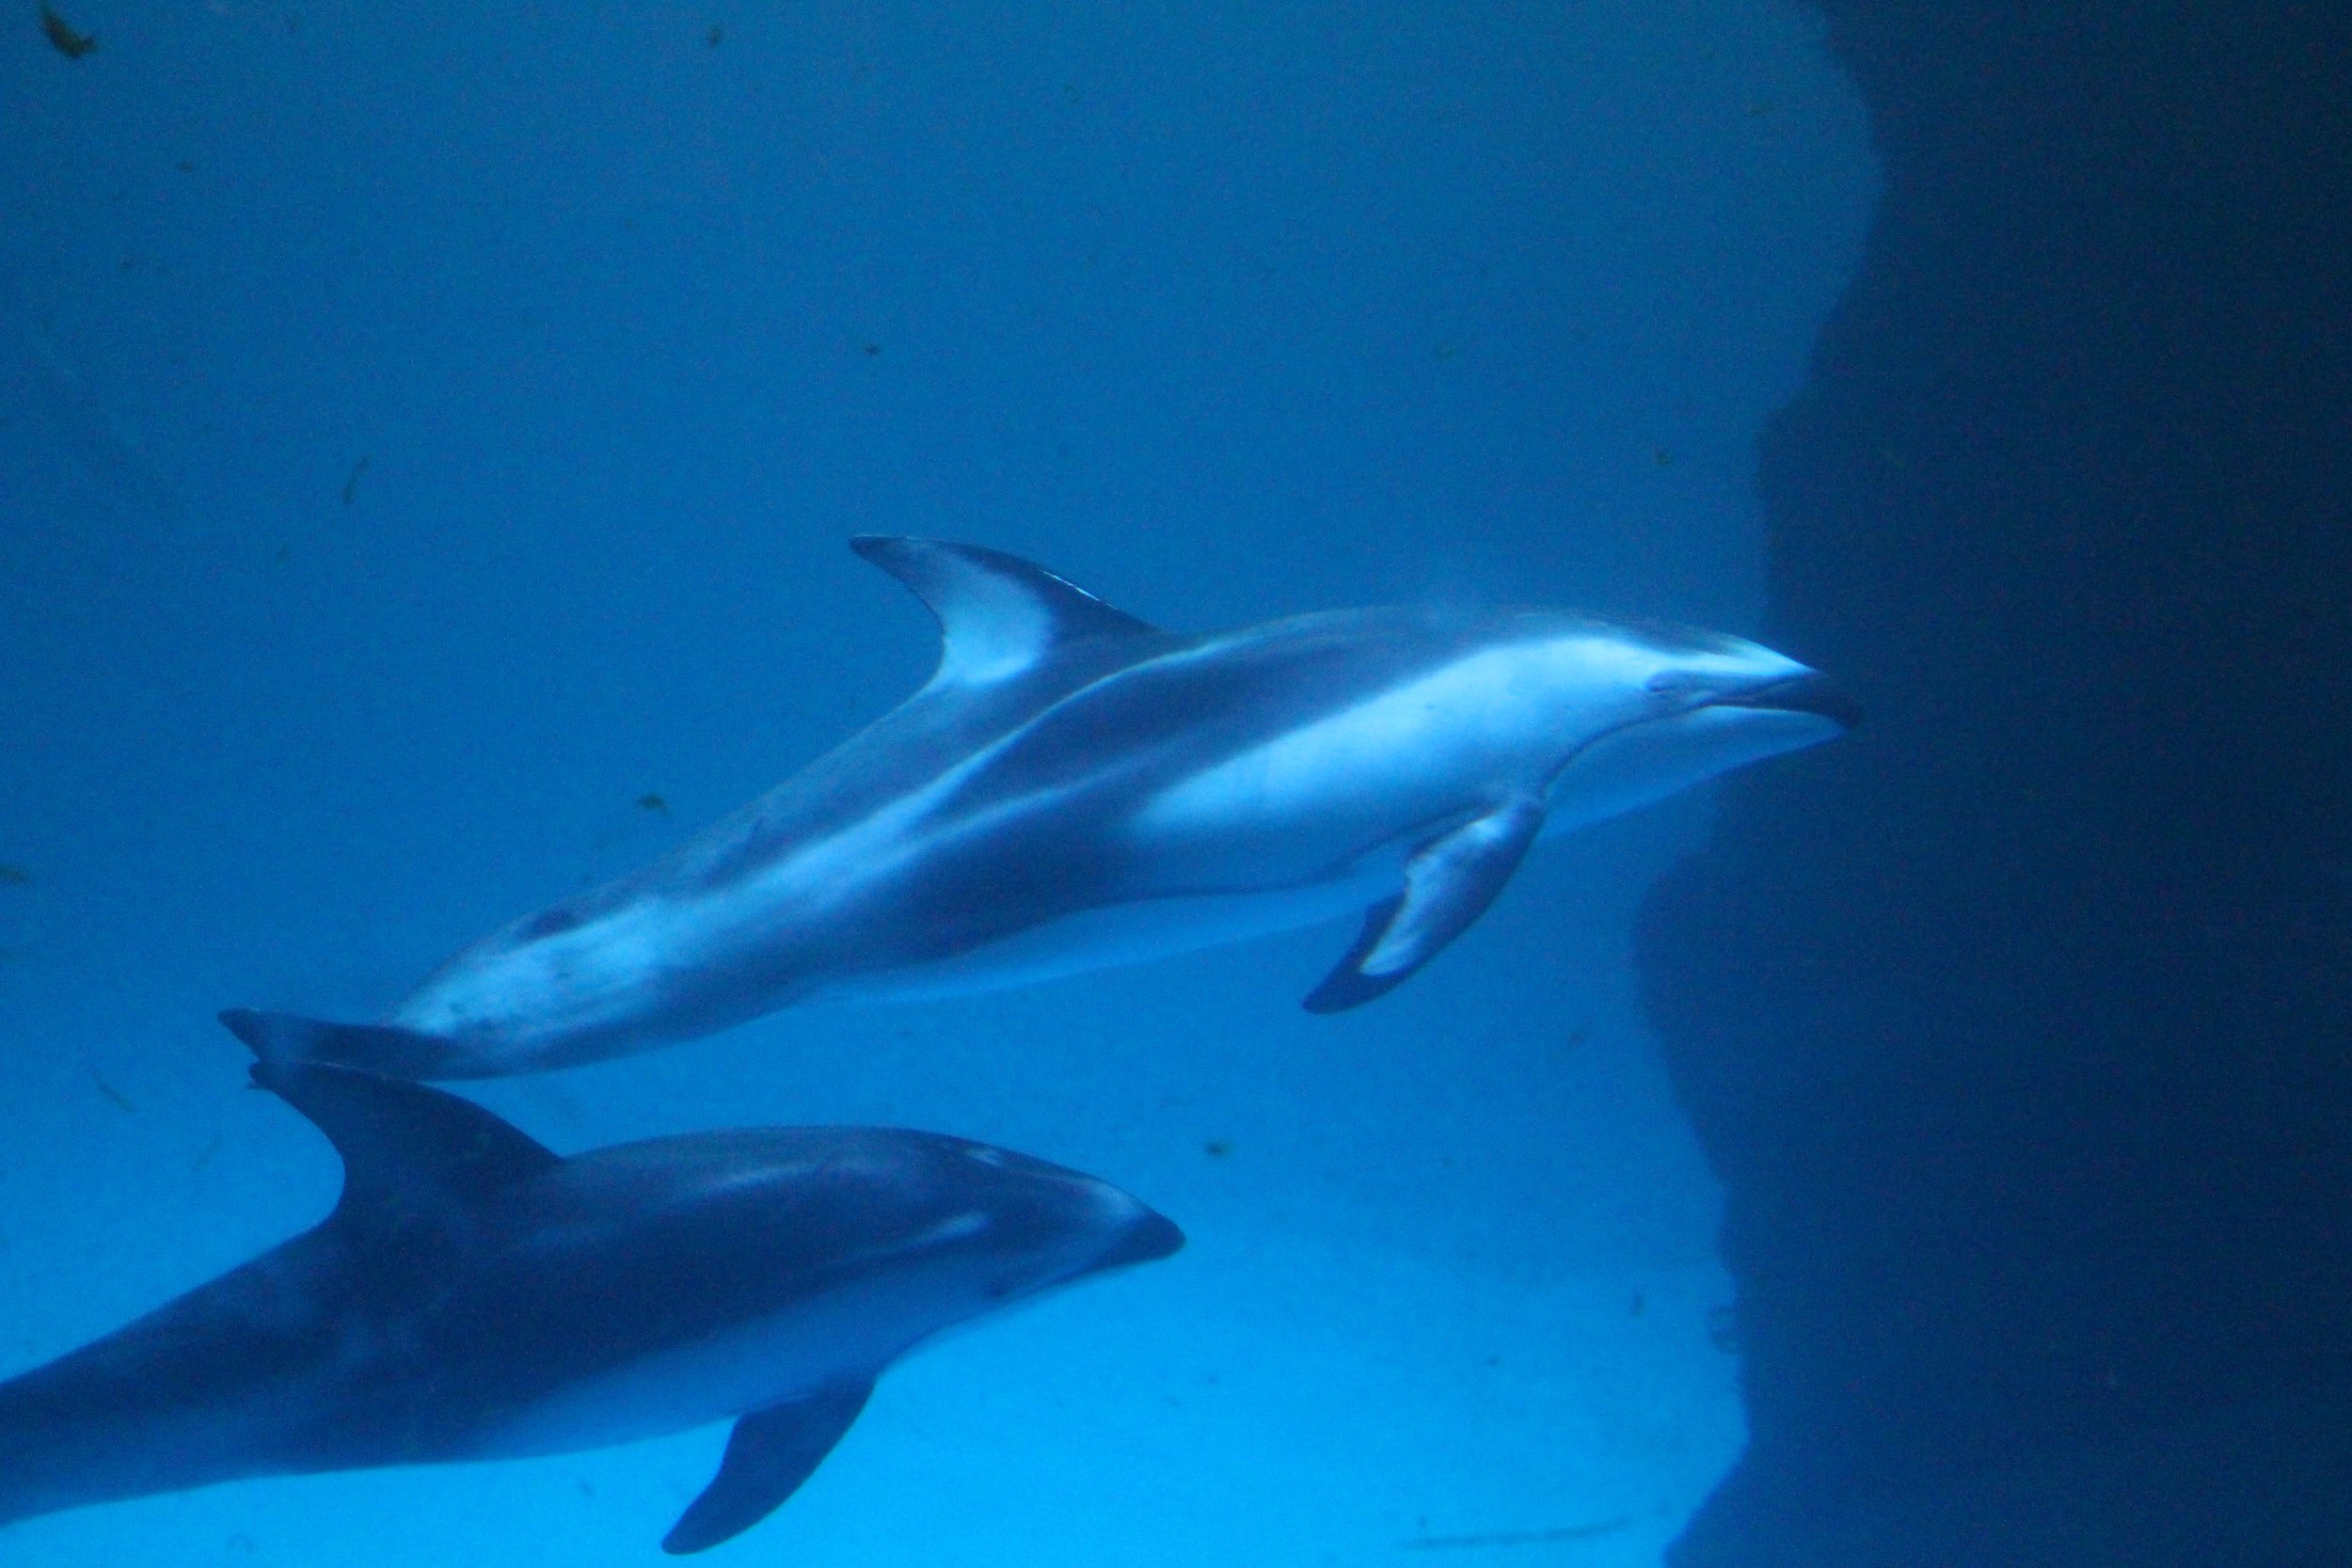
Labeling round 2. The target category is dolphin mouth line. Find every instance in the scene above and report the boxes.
[1527,669,1860,800]
[1706,671,1862,729]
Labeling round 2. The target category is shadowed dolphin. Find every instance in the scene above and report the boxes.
[225,537,1855,1077]
[0,1063,1182,1553]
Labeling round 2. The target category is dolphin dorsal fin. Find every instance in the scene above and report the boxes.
[252,1059,560,1222]
[850,536,1157,688]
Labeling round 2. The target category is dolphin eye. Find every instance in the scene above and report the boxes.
[1646,670,1700,696]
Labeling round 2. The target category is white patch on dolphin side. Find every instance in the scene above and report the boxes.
[474,1211,1107,1463]
[1134,637,1635,847]
[475,1281,917,1461]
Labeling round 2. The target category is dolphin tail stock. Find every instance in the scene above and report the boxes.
[0,1363,103,1532]
[0,1288,260,1531]
[0,1377,58,1533]
[217,1007,476,1081]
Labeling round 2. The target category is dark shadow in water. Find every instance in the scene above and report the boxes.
[1639,2,2352,1562]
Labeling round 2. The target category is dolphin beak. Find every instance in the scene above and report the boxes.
[1096,1209,1186,1269]
[1715,671,1862,730]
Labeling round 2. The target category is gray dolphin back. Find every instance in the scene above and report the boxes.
[0,1055,1184,1552]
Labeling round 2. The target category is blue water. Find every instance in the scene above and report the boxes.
[1,4,1870,1562]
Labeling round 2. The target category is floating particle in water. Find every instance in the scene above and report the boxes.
[1401,1516,1630,1550]
[87,1068,135,1115]
[1201,1139,1232,1159]
[1653,447,1675,467]
[1561,1017,1594,1053]
[190,1132,224,1172]
[342,453,370,506]
[636,793,669,813]
[706,23,723,47]
[861,341,882,356]
[1628,1291,1646,1316]
[40,5,95,58]
[0,863,28,886]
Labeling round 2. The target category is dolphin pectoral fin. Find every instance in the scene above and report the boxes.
[662,1380,876,1555]
[1302,893,1410,1013]
[1302,797,1548,1013]
[218,1008,473,1080]
[850,535,1158,688]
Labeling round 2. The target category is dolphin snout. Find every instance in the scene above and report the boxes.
[1095,1208,1185,1269]
[1720,670,1862,730]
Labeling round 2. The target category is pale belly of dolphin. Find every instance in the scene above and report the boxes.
[472,1270,960,1462]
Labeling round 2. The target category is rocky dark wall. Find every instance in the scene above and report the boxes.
[1641,3,2352,1562]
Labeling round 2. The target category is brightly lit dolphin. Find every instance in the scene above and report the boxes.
[225,537,1854,1078]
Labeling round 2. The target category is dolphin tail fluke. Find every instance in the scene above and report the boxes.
[217,1008,475,1081]
[662,1380,875,1554]
[1303,795,1548,1013]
